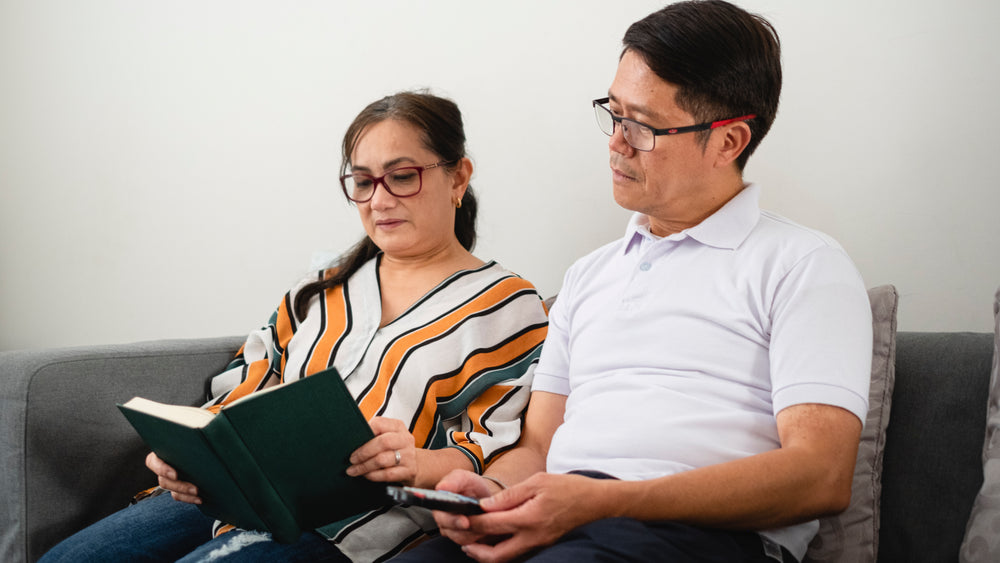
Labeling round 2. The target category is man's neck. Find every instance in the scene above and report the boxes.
[647,178,746,237]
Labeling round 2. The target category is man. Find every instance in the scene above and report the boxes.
[391,1,872,561]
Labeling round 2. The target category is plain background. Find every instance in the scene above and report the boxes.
[1,0,998,350]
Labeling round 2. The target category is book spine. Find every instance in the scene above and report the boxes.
[204,415,302,544]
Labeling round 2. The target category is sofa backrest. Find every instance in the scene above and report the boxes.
[878,331,994,562]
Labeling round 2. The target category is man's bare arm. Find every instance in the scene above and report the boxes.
[461,403,861,562]
[595,403,862,529]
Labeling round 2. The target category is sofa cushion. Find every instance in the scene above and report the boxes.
[960,287,1000,562]
[804,284,898,563]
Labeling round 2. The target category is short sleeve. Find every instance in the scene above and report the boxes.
[769,245,873,423]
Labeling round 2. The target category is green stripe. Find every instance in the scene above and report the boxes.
[440,348,541,421]
[425,347,542,451]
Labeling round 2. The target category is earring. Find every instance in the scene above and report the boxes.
[455,198,462,209]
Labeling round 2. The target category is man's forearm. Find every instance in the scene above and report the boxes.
[596,446,843,530]
[580,403,862,530]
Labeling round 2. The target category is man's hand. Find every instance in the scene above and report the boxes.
[145,452,201,504]
[429,470,500,547]
[450,472,607,563]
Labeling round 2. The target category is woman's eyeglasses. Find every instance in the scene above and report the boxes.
[340,160,455,203]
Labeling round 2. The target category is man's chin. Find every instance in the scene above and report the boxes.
[611,184,643,213]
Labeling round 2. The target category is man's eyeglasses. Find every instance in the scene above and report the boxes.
[340,160,455,203]
[592,97,755,152]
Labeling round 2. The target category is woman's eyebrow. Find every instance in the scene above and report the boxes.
[351,156,418,173]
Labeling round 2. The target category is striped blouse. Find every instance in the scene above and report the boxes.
[203,256,548,562]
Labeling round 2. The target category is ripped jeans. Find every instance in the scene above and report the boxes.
[38,493,347,562]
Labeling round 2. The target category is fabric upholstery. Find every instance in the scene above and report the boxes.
[0,336,243,562]
[804,284,898,563]
[960,287,1000,562]
[878,330,994,562]
[3,290,997,563]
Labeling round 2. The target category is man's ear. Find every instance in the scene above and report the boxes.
[713,122,752,169]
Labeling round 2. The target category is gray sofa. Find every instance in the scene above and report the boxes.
[1,293,996,562]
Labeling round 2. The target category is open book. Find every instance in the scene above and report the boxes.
[118,366,388,543]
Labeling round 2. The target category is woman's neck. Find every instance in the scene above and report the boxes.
[376,242,485,327]
[379,241,480,275]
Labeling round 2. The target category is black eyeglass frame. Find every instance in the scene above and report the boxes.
[592,97,756,152]
[339,160,456,203]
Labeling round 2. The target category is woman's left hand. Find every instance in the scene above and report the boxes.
[346,416,417,485]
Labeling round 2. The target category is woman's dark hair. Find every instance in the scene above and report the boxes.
[293,91,477,320]
[622,0,782,170]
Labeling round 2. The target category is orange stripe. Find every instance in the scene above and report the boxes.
[449,383,514,462]
[305,285,350,377]
[219,359,270,406]
[356,277,530,417]
[219,292,302,405]
[409,325,546,447]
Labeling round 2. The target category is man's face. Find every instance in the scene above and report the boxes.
[606,50,723,236]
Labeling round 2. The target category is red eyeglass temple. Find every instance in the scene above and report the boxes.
[710,114,756,129]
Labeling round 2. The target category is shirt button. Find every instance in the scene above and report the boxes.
[639,262,651,271]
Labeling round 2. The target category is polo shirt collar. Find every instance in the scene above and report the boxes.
[621,183,761,255]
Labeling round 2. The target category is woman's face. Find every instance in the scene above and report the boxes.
[349,119,467,261]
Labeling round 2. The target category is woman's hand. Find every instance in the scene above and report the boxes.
[346,417,418,486]
[145,452,202,504]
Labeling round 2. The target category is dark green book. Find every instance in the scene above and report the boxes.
[117,366,389,543]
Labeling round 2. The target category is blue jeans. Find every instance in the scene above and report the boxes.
[38,493,347,562]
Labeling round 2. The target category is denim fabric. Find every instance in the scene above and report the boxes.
[38,494,345,562]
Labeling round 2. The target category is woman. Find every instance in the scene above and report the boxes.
[40,91,549,562]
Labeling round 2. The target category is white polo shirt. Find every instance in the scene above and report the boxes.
[532,184,872,560]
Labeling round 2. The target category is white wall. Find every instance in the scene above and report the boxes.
[2,0,998,351]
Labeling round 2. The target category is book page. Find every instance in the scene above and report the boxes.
[122,397,216,428]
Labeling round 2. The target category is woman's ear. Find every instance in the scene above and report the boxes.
[713,122,752,169]
[452,157,474,200]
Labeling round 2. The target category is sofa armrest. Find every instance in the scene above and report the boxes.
[0,336,244,562]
